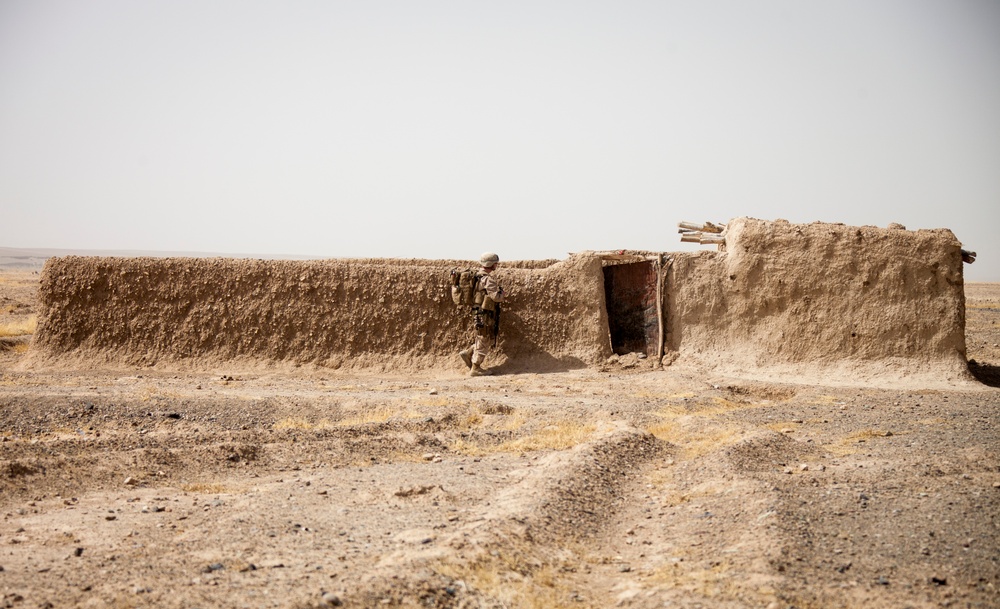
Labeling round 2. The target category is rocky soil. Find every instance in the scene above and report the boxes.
[0,270,997,609]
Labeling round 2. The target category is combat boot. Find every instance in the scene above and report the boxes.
[459,348,473,369]
[469,363,489,377]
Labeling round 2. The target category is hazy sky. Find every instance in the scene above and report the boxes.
[2,0,998,279]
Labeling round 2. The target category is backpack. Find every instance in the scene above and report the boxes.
[449,268,479,306]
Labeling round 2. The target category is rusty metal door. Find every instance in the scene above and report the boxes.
[603,261,659,356]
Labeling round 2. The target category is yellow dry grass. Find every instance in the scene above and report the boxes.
[499,421,597,453]
[335,406,400,426]
[648,419,742,459]
[450,420,597,457]
[0,315,36,337]
[179,483,241,494]
[0,273,36,286]
[646,559,778,606]
[434,543,592,609]
[494,410,528,431]
[272,417,335,431]
[808,394,840,405]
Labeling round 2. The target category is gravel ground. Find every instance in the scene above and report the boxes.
[0,272,997,608]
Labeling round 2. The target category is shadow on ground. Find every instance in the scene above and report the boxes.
[969,361,1000,388]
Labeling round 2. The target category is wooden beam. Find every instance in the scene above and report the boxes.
[678,220,726,233]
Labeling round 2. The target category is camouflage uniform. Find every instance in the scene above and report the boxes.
[471,271,504,366]
[459,254,505,376]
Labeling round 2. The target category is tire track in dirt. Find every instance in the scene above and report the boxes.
[338,422,667,608]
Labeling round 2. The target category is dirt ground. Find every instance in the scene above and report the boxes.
[0,269,998,609]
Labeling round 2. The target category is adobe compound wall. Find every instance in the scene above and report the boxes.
[28,217,972,384]
[28,255,611,372]
[666,218,970,384]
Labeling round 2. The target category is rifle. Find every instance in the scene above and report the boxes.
[492,304,501,348]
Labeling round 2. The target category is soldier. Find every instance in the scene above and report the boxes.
[459,252,506,376]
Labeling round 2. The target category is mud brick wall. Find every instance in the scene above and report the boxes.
[666,218,969,382]
[30,255,612,372]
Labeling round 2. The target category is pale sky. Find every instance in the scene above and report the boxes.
[1,0,998,280]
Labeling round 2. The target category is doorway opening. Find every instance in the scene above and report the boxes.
[603,260,660,356]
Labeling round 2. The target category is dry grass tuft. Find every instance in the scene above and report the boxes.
[450,420,596,457]
[273,417,335,431]
[180,483,240,494]
[648,419,742,458]
[498,421,597,453]
[448,437,488,457]
[336,406,398,427]
[646,558,777,605]
[434,542,589,609]
[0,315,36,337]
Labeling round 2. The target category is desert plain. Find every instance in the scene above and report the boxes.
[0,268,997,608]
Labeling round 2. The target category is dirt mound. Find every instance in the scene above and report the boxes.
[724,429,823,473]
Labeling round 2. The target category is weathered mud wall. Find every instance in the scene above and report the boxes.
[666,218,970,383]
[28,218,970,383]
[29,255,612,372]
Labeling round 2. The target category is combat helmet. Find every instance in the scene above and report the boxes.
[479,252,500,268]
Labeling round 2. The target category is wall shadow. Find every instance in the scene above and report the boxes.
[492,354,588,376]
[491,333,590,376]
[968,361,1000,388]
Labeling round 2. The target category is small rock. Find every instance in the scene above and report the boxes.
[618,564,631,573]
[321,592,343,606]
[780,428,794,434]
[428,388,438,396]
[422,453,436,461]
[124,476,138,486]
[74,547,84,557]
[799,464,809,472]
[875,576,889,586]
[105,515,117,521]
[930,576,948,586]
